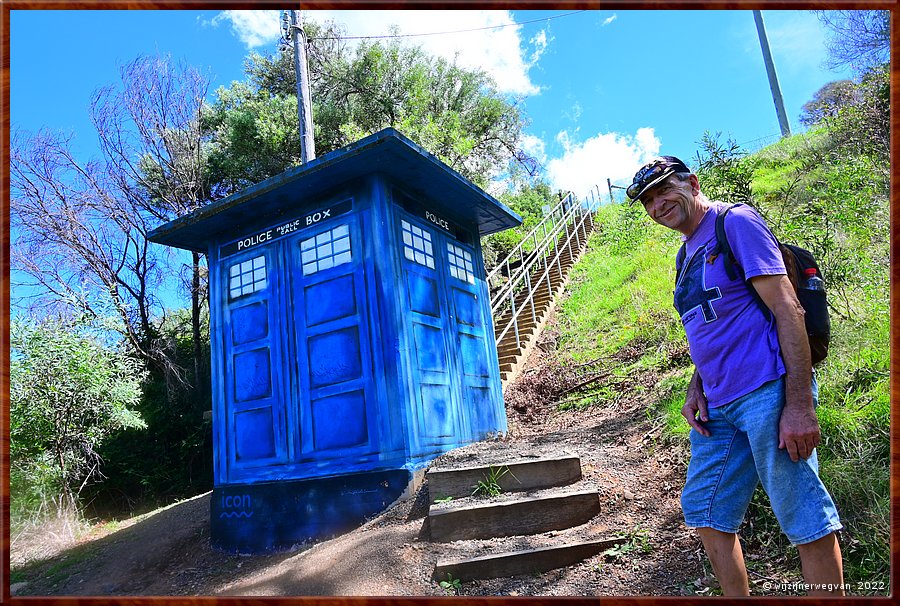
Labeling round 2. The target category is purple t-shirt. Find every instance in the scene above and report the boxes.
[674,201,786,407]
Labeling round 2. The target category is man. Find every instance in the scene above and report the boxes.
[627,157,844,596]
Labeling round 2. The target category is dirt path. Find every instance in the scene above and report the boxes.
[11,355,725,598]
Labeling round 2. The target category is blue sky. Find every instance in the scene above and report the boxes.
[11,9,857,202]
[10,9,864,312]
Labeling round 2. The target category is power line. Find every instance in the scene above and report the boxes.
[309,10,586,41]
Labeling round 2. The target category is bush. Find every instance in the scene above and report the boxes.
[10,317,147,525]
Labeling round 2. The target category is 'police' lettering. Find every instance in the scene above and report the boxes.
[425,211,451,231]
[238,230,272,251]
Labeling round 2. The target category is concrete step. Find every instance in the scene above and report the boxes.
[428,489,601,542]
[432,537,624,582]
[427,456,582,503]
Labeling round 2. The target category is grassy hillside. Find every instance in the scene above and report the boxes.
[548,132,890,590]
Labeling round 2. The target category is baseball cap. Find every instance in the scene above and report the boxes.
[626,156,691,202]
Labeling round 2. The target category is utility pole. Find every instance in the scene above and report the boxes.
[753,10,791,138]
[288,9,316,162]
[607,178,626,203]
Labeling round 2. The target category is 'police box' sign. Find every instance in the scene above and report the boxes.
[221,200,352,258]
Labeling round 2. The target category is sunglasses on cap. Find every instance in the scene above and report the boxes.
[626,156,690,202]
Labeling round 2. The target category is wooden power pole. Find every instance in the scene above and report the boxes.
[753,10,791,138]
[289,9,316,162]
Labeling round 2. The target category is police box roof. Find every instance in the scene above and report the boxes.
[147,128,522,252]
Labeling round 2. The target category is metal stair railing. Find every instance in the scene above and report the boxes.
[488,187,602,351]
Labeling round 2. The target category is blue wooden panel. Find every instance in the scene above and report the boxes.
[305,274,357,327]
[459,333,490,377]
[452,288,480,327]
[312,390,368,450]
[420,383,454,438]
[407,273,440,317]
[465,386,497,435]
[231,302,269,345]
[308,327,363,388]
[233,348,272,402]
[235,408,277,460]
[413,323,447,372]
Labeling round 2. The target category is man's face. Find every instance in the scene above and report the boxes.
[639,174,698,233]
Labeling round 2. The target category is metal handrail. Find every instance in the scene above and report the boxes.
[488,193,581,310]
[490,187,602,350]
[486,192,577,288]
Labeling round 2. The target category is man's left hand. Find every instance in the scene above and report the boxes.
[778,406,820,462]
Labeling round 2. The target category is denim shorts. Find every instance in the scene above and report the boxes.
[681,375,843,545]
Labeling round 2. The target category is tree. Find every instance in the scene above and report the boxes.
[203,19,532,193]
[813,10,889,72]
[826,64,890,168]
[799,80,859,127]
[10,317,147,516]
[92,55,214,398]
[11,55,212,391]
[10,128,166,367]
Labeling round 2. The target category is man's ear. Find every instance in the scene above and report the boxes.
[689,174,701,196]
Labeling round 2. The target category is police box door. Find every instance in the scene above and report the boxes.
[396,210,494,446]
[220,244,290,478]
[286,213,377,462]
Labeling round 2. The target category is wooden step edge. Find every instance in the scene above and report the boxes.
[427,456,582,503]
[428,490,601,542]
[432,537,626,582]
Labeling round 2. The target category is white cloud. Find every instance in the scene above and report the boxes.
[205,10,280,49]
[602,15,618,27]
[209,9,544,96]
[545,128,661,202]
[528,29,550,67]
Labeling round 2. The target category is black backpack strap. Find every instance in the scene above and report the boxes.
[715,203,772,322]
[715,205,740,282]
[675,243,686,283]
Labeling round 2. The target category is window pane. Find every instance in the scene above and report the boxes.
[333,237,350,253]
[334,251,352,266]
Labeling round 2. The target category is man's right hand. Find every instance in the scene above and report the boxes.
[682,370,711,437]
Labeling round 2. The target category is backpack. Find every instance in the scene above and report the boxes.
[675,204,831,365]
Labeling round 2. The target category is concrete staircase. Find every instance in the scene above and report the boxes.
[493,214,597,386]
[425,454,623,582]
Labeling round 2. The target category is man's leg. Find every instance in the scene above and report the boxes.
[797,531,844,596]
[733,377,844,595]
[696,528,750,596]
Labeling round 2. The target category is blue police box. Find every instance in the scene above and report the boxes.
[148,128,521,552]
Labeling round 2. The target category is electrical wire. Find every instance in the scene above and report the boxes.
[308,10,586,41]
